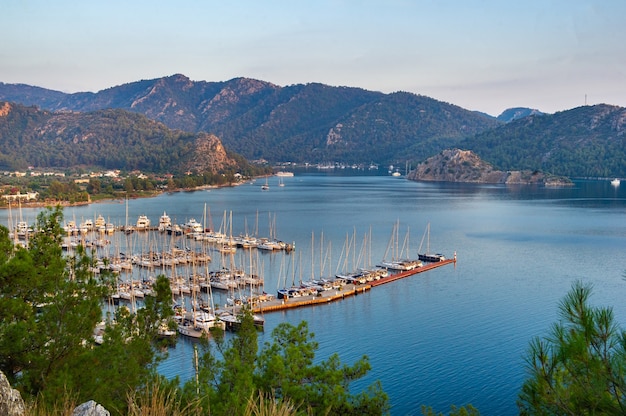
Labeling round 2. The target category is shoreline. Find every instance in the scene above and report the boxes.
[0,181,252,210]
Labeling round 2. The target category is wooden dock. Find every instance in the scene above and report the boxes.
[369,257,456,287]
[252,255,456,314]
[253,284,371,313]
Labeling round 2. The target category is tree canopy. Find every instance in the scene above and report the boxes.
[0,206,174,414]
[518,280,626,414]
[182,310,390,416]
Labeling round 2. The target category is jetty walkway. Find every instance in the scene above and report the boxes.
[252,256,456,314]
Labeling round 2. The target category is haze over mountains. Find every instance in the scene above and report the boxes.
[0,74,624,178]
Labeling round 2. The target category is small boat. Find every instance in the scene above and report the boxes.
[83,218,94,231]
[95,215,106,233]
[417,222,446,262]
[136,215,151,231]
[177,321,205,338]
[158,211,171,232]
[183,218,203,234]
[611,178,620,187]
[261,177,269,191]
[167,224,183,236]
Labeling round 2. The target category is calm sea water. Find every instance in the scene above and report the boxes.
[6,173,626,415]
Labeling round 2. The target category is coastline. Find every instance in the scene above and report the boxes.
[0,181,251,210]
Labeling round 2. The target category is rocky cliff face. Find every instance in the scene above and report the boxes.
[407,149,570,185]
[0,371,24,416]
[185,132,238,173]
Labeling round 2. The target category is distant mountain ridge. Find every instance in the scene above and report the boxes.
[1,75,625,178]
[0,74,500,165]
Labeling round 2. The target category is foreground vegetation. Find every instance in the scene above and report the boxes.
[518,280,626,414]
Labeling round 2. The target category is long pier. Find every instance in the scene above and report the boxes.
[369,257,456,287]
[253,284,371,313]
[252,256,456,314]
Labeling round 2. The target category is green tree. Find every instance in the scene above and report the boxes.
[255,320,389,415]
[0,207,173,415]
[87,178,101,194]
[185,310,389,415]
[518,280,626,415]
[0,207,106,396]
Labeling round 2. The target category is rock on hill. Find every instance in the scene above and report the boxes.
[407,149,571,185]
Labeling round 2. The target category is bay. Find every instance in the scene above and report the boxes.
[6,173,626,415]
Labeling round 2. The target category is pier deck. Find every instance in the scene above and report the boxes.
[252,257,456,314]
[369,258,456,287]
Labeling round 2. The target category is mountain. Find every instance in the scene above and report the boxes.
[0,75,501,165]
[0,101,240,173]
[461,104,626,178]
[496,107,545,122]
[407,148,571,185]
[2,76,625,178]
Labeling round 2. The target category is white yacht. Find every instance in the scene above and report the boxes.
[158,211,171,232]
[136,215,151,231]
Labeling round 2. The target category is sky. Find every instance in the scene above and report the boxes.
[1,0,625,116]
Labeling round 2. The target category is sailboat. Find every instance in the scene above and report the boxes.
[278,176,285,187]
[377,221,422,271]
[261,176,269,191]
[418,223,446,262]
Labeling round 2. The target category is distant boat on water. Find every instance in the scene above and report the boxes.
[261,177,269,191]
[611,178,620,186]
[275,171,294,177]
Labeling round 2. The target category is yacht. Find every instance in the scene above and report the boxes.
[183,218,203,234]
[136,215,151,231]
[158,211,171,232]
[611,178,620,187]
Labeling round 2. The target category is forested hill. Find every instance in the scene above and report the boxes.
[461,104,626,178]
[0,75,500,165]
[0,101,242,174]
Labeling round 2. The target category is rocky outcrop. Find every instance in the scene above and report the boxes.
[0,371,24,416]
[0,371,110,416]
[407,149,572,185]
[72,400,110,416]
[185,132,238,174]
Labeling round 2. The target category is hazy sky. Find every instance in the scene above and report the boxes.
[2,0,625,115]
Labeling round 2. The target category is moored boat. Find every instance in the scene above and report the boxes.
[136,215,151,231]
[417,222,446,262]
[158,211,172,232]
[183,218,203,234]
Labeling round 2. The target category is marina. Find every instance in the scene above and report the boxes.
[6,196,456,335]
[51,218,456,328]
